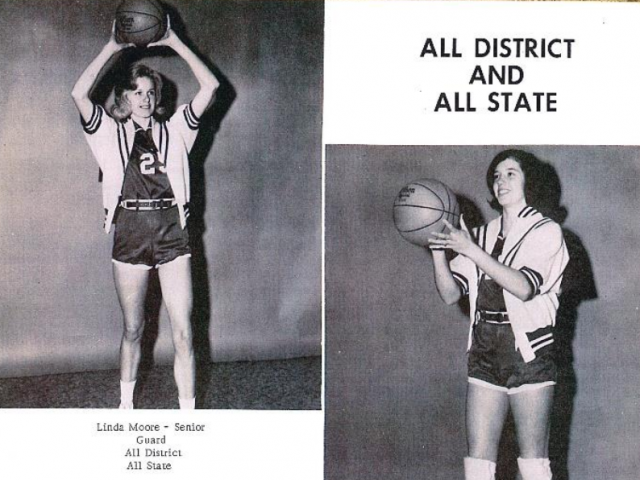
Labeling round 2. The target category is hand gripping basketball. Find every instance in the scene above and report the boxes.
[115,0,167,47]
[147,16,173,48]
[428,215,474,255]
[110,20,135,50]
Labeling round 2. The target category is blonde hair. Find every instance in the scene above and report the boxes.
[111,64,166,121]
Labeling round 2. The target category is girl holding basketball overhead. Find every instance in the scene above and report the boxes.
[427,150,568,480]
[72,20,219,409]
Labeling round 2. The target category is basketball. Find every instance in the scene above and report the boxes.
[115,0,166,47]
[393,178,460,247]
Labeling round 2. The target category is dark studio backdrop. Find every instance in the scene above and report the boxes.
[0,0,322,378]
[325,145,640,480]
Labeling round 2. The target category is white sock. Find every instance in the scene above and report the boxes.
[179,397,196,410]
[464,457,496,480]
[120,380,136,408]
[517,458,552,480]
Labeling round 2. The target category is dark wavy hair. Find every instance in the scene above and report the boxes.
[486,149,553,212]
[111,64,166,121]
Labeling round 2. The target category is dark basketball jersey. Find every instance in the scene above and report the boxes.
[476,232,507,312]
[121,124,174,200]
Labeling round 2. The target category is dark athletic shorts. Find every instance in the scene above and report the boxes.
[467,320,556,395]
[112,206,190,270]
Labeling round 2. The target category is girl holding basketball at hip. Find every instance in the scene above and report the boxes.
[427,150,569,480]
[72,20,219,409]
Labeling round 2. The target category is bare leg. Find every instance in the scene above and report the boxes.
[466,382,510,461]
[510,386,554,458]
[158,256,195,401]
[113,263,150,384]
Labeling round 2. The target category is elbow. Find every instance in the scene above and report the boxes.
[514,285,534,302]
[435,280,462,305]
[211,76,220,92]
[439,289,461,306]
[204,75,220,97]
[71,87,87,102]
[198,78,219,109]
[209,80,220,100]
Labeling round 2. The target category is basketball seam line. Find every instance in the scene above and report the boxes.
[395,210,460,233]
[412,182,446,211]
[118,10,162,20]
[118,22,162,34]
[445,187,459,222]
[394,204,461,216]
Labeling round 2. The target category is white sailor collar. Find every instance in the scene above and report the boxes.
[483,206,545,259]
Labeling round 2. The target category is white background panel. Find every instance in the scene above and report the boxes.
[0,410,323,480]
[325,0,640,145]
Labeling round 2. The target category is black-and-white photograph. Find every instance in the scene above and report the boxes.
[4,0,640,478]
[0,0,322,411]
[325,145,640,480]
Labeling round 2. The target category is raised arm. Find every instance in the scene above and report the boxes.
[429,217,533,301]
[71,24,131,122]
[149,21,219,119]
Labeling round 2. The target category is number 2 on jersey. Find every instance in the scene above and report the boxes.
[140,153,166,175]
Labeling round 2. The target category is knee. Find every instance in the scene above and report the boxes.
[173,329,194,357]
[123,323,144,343]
